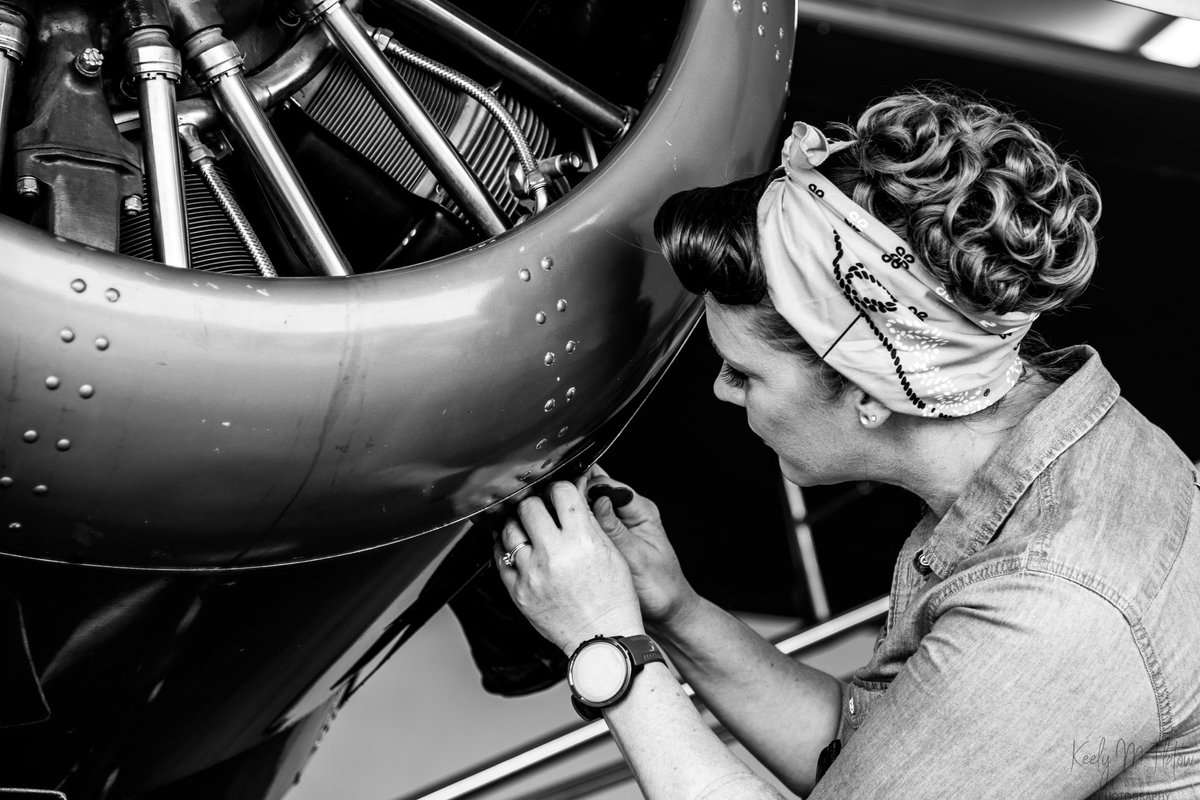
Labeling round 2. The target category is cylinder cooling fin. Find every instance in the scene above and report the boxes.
[119,164,262,277]
[299,51,555,224]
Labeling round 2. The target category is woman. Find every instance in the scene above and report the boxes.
[492,89,1200,799]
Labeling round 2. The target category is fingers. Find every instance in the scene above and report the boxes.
[515,495,557,548]
[546,481,593,533]
[500,518,528,551]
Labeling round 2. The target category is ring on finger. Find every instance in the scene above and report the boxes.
[502,541,531,567]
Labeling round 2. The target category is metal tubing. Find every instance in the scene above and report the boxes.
[139,78,190,267]
[0,6,28,172]
[307,1,508,237]
[0,52,17,169]
[113,23,342,135]
[371,0,632,141]
[392,597,890,800]
[129,29,191,269]
[210,69,351,275]
[183,26,351,277]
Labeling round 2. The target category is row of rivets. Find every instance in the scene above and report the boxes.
[61,329,112,351]
[0,477,51,495]
[68,278,121,302]
[44,378,94,398]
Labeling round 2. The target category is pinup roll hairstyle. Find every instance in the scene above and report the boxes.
[654,86,1102,396]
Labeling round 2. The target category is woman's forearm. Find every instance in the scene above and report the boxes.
[604,662,786,800]
[648,596,844,795]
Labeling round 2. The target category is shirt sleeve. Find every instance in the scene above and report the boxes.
[808,570,1161,800]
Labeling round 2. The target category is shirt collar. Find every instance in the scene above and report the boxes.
[917,346,1120,579]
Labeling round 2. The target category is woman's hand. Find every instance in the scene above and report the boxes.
[583,465,700,628]
[494,481,644,655]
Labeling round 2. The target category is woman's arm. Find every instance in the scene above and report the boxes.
[604,661,787,800]
[648,595,845,796]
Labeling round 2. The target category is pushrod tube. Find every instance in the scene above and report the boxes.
[392,597,890,800]
[0,5,28,171]
[128,28,190,269]
[299,0,508,237]
[370,0,632,141]
[183,27,352,277]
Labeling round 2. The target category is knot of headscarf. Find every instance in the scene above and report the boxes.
[756,121,1037,418]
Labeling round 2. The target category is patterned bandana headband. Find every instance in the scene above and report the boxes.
[756,121,1038,418]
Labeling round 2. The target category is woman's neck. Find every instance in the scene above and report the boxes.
[877,377,1053,518]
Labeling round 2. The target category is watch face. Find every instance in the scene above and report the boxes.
[570,640,630,705]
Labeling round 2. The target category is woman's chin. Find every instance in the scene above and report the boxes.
[778,457,815,487]
[778,456,845,488]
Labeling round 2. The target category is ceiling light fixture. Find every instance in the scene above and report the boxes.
[1139,17,1200,67]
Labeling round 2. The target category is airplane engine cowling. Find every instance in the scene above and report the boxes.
[0,0,794,572]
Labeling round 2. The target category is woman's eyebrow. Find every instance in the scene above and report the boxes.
[705,330,751,372]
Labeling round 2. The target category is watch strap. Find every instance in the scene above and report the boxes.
[620,634,665,669]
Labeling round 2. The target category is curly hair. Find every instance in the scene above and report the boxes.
[654,85,1101,397]
[824,87,1101,315]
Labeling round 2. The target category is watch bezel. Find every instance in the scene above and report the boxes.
[567,635,634,711]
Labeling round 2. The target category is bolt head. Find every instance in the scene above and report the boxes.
[16,177,39,198]
[122,195,144,217]
[75,47,105,78]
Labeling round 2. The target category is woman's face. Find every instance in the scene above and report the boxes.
[705,297,865,487]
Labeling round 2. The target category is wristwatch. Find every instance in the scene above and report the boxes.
[567,634,666,721]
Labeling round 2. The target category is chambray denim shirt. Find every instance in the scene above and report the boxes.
[810,347,1200,799]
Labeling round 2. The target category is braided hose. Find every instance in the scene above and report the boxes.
[375,33,539,176]
[195,158,278,278]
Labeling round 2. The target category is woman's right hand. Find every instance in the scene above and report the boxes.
[583,464,700,628]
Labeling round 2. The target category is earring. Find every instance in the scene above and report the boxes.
[870,414,878,423]
[860,414,870,426]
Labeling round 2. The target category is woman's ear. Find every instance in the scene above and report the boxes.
[853,391,891,429]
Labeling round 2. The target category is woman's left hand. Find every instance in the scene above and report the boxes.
[494,481,645,655]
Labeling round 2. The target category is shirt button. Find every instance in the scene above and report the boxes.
[913,549,933,576]
[849,697,856,714]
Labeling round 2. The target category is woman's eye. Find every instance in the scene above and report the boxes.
[719,362,748,389]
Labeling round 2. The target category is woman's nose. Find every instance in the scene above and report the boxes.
[711,376,745,407]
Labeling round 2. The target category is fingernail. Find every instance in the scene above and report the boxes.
[609,487,634,507]
[588,484,633,508]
